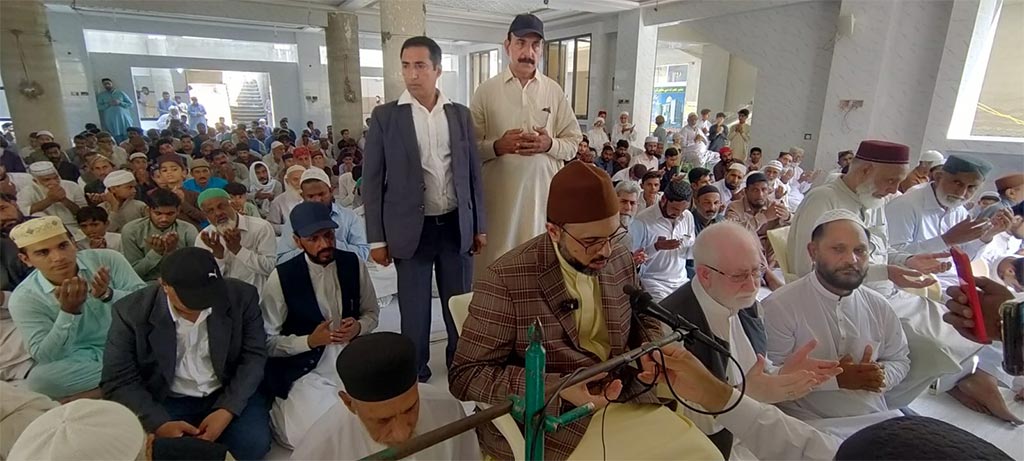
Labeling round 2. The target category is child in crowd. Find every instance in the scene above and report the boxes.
[75,206,121,251]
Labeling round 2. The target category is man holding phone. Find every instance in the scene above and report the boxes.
[259,202,380,448]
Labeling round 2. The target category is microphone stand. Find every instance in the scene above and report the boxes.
[360,320,689,461]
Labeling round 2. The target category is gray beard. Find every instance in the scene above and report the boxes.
[215,215,238,234]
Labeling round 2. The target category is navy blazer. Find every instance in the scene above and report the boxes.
[101,280,267,432]
[362,99,486,260]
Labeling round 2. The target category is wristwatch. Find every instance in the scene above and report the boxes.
[99,287,114,303]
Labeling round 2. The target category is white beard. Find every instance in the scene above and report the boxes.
[855,182,886,209]
[215,215,238,234]
[936,193,966,209]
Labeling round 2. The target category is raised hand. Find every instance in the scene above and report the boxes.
[943,276,1011,344]
[905,252,952,274]
[836,345,885,392]
[887,264,937,289]
[46,185,67,202]
[222,228,242,255]
[90,266,111,300]
[55,277,88,314]
[146,235,166,255]
[200,230,225,259]
[744,355,820,404]
[654,236,681,251]
[942,217,991,246]
[162,232,179,252]
[558,372,622,410]
[779,339,842,380]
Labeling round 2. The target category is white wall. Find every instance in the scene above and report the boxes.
[696,44,729,114]
[724,54,756,113]
[659,1,839,157]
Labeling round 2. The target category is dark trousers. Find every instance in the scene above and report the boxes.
[163,391,271,461]
[394,210,472,382]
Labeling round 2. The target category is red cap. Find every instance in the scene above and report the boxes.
[293,146,311,159]
[854,140,910,165]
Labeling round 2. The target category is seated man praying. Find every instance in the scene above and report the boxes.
[8,216,145,400]
[292,332,479,460]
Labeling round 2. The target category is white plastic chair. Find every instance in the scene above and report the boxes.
[449,292,526,461]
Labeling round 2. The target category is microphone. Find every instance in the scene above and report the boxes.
[561,299,580,311]
[623,285,732,356]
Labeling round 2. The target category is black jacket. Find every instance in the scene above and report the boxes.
[101,280,267,431]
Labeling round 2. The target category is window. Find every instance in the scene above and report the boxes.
[83,30,297,63]
[544,35,591,120]
[470,49,499,96]
[948,0,1024,141]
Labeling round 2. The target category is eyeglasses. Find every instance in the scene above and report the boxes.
[560,225,629,255]
[704,264,767,283]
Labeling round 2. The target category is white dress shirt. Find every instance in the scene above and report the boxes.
[713,178,735,203]
[885,183,988,288]
[16,180,88,242]
[194,215,278,294]
[611,168,633,183]
[763,272,910,420]
[611,122,637,145]
[291,383,480,461]
[716,389,839,461]
[680,124,708,166]
[398,89,457,217]
[166,298,221,397]
[335,172,360,209]
[631,204,695,301]
[629,153,659,171]
[260,254,380,447]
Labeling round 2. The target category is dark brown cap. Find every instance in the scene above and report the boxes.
[854,140,909,165]
[547,162,618,225]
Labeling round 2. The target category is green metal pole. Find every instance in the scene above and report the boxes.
[524,319,546,461]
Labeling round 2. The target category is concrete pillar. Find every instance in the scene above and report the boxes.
[379,0,426,102]
[612,9,658,139]
[325,12,364,139]
[1,0,69,144]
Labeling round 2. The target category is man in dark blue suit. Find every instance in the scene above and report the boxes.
[363,36,486,382]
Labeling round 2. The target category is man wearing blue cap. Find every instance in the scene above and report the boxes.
[885,153,1018,424]
[469,13,583,281]
[260,201,379,448]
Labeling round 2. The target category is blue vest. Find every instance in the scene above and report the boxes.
[263,250,361,399]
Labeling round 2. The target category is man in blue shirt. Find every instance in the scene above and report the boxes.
[276,168,368,262]
[183,159,228,193]
[8,216,146,399]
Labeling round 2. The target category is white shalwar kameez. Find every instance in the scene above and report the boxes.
[785,177,982,407]
[470,68,582,279]
[631,204,695,301]
[290,383,480,461]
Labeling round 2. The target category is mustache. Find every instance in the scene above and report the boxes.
[517,58,536,65]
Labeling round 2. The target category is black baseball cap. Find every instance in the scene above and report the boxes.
[289,201,338,238]
[509,14,544,39]
[160,247,227,311]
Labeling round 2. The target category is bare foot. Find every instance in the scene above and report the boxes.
[948,386,990,415]
[955,372,1024,425]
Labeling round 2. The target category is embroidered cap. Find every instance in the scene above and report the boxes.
[10,216,67,249]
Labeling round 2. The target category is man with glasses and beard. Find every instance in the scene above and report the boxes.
[193,188,276,293]
[451,161,721,460]
[260,202,379,449]
[661,221,841,459]
[764,209,910,426]
[631,179,696,301]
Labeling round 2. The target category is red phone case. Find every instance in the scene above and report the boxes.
[950,246,988,343]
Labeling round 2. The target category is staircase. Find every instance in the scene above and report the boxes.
[230,80,267,126]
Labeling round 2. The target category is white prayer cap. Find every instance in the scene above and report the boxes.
[35,130,54,139]
[128,152,148,162]
[644,136,658,144]
[920,149,944,164]
[286,165,307,177]
[10,216,67,249]
[271,141,285,150]
[619,111,629,117]
[812,208,866,232]
[594,117,605,125]
[979,191,1000,201]
[765,160,784,172]
[28,162,57,177]
[300,167,330,186]
[8,399,145,461]
[727,162,748,175]
[789,146,805,156]
[103,169,135,188]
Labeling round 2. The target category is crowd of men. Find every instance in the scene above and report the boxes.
[0,11,1021,461]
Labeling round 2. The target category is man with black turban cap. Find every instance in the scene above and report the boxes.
[291,332,479,460]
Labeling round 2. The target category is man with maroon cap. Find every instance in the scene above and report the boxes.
[450,161,721,460]
[469,13,583,281]
[785,140,989,415]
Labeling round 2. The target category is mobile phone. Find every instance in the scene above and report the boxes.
[951,246,988,343]
[1001,299,1023,376]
